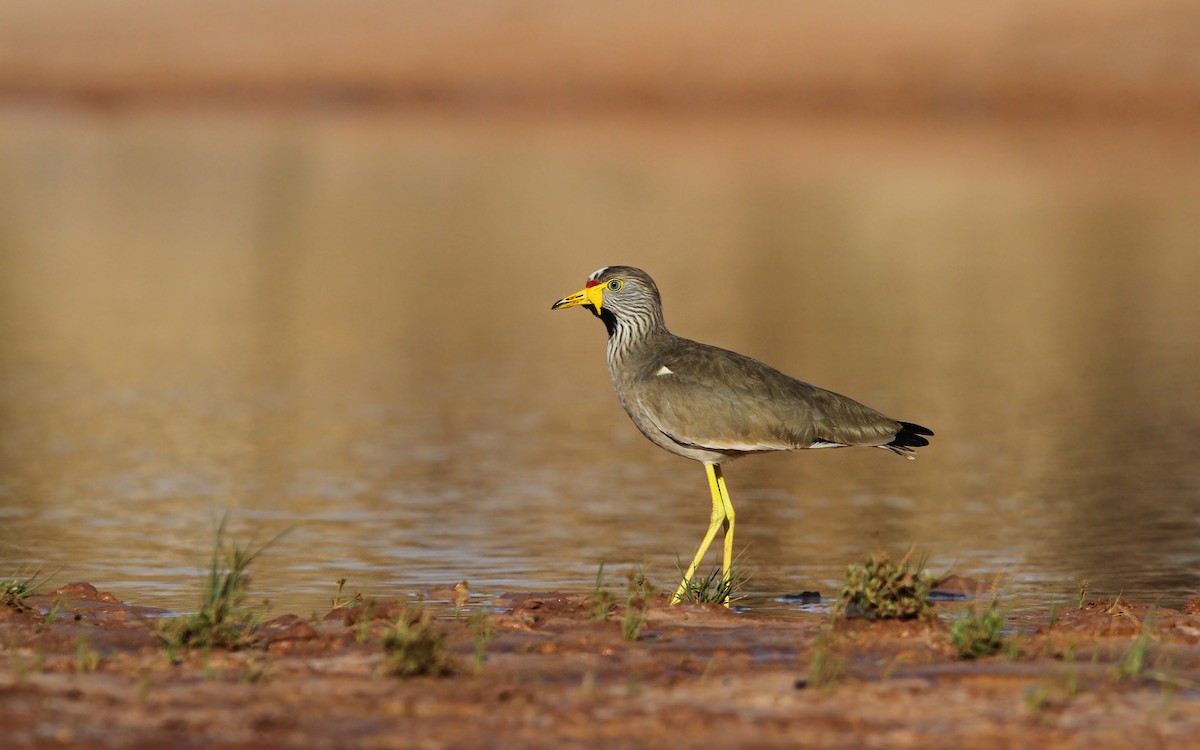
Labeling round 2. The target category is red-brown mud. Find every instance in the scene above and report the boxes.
[3,583,1200,748]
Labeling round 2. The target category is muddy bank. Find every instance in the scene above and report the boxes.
[2,583,1200,748]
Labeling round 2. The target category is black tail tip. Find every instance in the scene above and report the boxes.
[899,421,934,436]
[890,421,934,450]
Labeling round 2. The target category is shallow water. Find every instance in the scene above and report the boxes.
[1,108,1198,616]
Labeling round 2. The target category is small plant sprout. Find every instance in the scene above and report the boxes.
[1106,593,1124,615]
[1077,581,1089,609]
[1115,607,1154,682]
[469,603,494,675]
[331,579,367,613]
[453,580,470,619]
[44,597,66,625]
[75,633,99,674]
[354,600,378,643]
[589,563,616,622]
[241,657,272,685]
[835,548,935,621]
[621,567,654,641]
[1002,632,1024,661]
[381,605,456,678]
[331,578,350,610]
[805,626,845,692]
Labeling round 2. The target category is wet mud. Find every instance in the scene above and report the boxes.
[3,583,1200,748]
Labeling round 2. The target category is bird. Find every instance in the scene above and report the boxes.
[552,266,933,606]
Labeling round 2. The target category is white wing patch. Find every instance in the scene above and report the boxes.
[654,365,674,376]
[809,440,848,449]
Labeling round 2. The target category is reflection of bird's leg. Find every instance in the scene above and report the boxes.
[671,463,732,606]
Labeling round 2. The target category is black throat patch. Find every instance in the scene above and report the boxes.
[590,305,617,337]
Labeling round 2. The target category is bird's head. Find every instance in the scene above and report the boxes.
[551,266,663,336]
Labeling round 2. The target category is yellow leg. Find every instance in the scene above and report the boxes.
[671,463,735,607]
[715,464,735,604]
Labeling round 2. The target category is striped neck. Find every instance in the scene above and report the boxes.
[603,305,668,370]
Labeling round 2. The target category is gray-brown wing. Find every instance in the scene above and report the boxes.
[633,341,901,452]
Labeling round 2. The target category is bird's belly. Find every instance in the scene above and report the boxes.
[616,399,746,464]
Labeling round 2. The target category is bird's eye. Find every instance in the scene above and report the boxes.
[607,279,623,292]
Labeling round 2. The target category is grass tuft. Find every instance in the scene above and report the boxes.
[2,569,51,611]
[673,563,745,606]
[381,606,456,677]
[1023,683,1054,712]
[158,519,282,653]
[835,549,935,621]
[951,599,1007,660]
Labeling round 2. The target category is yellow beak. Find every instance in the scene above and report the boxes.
[551,283,606,314]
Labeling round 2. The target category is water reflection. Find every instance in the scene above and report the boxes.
[0,109,1198,615]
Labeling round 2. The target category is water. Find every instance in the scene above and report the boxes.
[1,107,1198,616]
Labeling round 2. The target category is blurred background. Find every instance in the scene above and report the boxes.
[1,1,1198,616]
